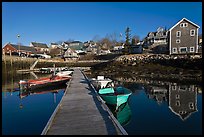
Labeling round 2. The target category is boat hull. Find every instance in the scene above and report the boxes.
[108,102,131,126]
[28,78,69,91]
[99,86,132,110]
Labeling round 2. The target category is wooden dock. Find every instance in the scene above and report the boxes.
[42,68,127,135]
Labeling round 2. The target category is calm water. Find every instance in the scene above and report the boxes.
[2,68,202,135]
[121,81,202,135]
[2,71,66,135]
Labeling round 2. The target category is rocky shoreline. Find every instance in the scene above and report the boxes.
[88,54,202,85]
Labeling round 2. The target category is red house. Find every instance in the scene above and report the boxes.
[2,43,36,56]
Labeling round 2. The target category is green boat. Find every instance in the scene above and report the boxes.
[108,102,132,126]
[98,86,132,110]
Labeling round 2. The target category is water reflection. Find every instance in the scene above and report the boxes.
[2,70,66,135]
[107,102,132,126]
[145,85,168,105]
[123,78,201,121]
[168,84,198,121]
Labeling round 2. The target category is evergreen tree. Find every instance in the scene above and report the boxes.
[125,27,131,54]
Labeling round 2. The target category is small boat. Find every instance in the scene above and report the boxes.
[98,86,132,110]
[56,70,74,77]
[39,68,52,73]
[90,76,112,90]
[19,75,71,91]
[108,102,132,126]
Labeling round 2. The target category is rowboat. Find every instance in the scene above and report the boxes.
[98,86,132,110]
[19,75,71,91]
[56,70,73,77]
[90,76,112,90]
[108,102,132,126]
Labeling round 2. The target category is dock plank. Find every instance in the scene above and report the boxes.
[46,68,119,135]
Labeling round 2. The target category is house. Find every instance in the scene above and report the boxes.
[30,42,49,54]
[128,44,143,54]
[198,35,202,53]
[62,42,70,49]
[63,48,79,60]
[2,43,36,56]
[143,27,168,49]
[168,18,200,55]
[49,43,64,57]
[50,43,60,49]
[168,83,197,121]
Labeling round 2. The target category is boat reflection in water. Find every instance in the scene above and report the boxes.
[107,102,132,126]
[18,84,67,99]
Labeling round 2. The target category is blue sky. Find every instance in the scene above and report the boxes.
[2,2,202,46]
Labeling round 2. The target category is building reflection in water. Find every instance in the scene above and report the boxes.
[107,76,201,122]
[168,83,198,121]
[144,83,198,121]
[146,85,168,105]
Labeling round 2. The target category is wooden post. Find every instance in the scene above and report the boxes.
[9,50,13,67]
[53,64,56,75]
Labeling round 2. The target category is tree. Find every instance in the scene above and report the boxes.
[125,27,131,54]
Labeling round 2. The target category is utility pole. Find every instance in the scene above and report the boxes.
[17,34,20,56]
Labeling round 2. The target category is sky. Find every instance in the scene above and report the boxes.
[2,2,202,46]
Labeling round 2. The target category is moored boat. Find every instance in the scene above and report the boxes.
[19,75,71,91]
[108,102,132,126]
[56,70,73,77]
[90,76,112,90]
[98,86,132,110]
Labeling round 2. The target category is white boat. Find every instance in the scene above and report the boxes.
[56,70,73,77]
[90,76,112,89]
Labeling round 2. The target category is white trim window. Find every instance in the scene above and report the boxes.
[190,29,195,36]
[176,31,181,37]
[190,47,195,52]
[180,23,184,28]
[176,39,180,43]
[184,23,188,27]
[180,47,187,53]
[180,23,188,28]
[172,48,177,53]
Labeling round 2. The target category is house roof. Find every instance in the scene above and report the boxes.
[169,18,200,31]
[70,41,82,43]
[50,43,59,45]
[9,43,37,53]
[31,42,48,48]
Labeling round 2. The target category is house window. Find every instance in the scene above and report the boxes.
[176,39,180,43]
[180,47,187,53]
[176,31,181,37]
[190,29,195,36]
[189,102,194,109]
[180,23,188,28]
[190,47,195,52]
[176,94,180,99]
[180,23,184,28]
[176,101,180,106]
[172,48,177,53]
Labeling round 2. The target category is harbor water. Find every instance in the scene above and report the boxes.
[2,68,66,135]
[2,66,202,135]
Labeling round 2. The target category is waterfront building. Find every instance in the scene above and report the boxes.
[168,18,200,55]
[30,42,49,54]
[2,42,36,56]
